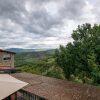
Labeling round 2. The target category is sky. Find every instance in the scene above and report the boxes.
[0,0,100,49]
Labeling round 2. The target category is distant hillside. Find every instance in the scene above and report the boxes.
[6,48,55,53]
[15,49,55,67]
[14,49,65,79]
[6,48,44,52]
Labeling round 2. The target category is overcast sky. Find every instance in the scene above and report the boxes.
[0,0,99,49]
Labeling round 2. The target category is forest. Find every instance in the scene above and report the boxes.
[15,23,100,86]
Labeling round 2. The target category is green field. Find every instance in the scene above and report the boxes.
[15,50,65,79]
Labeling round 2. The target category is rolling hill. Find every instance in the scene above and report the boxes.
[6,48,55,53]
[14,49,65,79]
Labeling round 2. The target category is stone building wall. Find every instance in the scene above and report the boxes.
[0,51,14,67]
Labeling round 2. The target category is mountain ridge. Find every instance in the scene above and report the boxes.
[6,48,55,53]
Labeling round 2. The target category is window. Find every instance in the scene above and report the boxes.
[3,54,11,60]
[3,57,11,60]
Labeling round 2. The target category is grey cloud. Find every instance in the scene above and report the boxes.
[0,0,98,49]
[0,0,26,21]
[0,0,86,35]
[59,0,86,20]
[91,1,100,23]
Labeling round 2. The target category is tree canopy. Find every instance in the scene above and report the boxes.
[55,23,100,85]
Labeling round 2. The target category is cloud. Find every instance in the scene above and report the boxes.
[0,0,99,49]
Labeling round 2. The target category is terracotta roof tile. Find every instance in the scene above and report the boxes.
[12,73,100,100]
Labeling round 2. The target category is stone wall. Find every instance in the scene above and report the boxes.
[0,51,14,67]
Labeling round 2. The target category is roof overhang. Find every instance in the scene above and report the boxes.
[0,49,16,54]
[0,74,28,100]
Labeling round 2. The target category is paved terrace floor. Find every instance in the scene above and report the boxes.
[12,73,100,100]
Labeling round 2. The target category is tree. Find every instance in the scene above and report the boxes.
[55,23,100,85]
